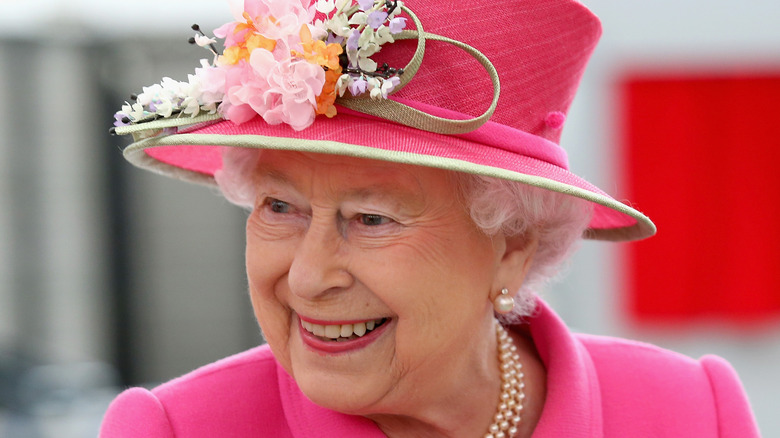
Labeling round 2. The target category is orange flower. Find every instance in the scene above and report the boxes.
[316,68,341,118]
[293,25,343,71]
[292,24,343,117]
[219,12,277,65]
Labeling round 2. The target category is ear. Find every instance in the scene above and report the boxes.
[491,233,539,300]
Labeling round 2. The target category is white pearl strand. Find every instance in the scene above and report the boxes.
[483,323,525,438]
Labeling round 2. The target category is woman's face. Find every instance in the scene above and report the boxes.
[245,151,513,414]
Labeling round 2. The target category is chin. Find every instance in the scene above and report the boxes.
[294,369,389,415]
[285,327,395,416]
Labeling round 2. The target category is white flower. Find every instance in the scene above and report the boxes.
[155,98,174,118]
[325,13,350,36]
[193,33,217,47]
[389,0,404,18]
[367,77,382,99]
[336,74,352,97]
[315,0,335,14]
[348,12,368,26]
[137,84,161,106]
[374,25,394,45]
[380,76,398,98]
[180,96,202,117]
[124,102,146,120]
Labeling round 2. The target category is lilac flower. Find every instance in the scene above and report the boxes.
[389,17,407,34]
[346,29,360,51]
[326,33,344,45]
[113,112,129,127]
[381,76,401,98]
[367,11,388,29]
[357,0,374,12]
[349,78,368,96]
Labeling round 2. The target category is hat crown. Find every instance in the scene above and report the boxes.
[384,0,601,144]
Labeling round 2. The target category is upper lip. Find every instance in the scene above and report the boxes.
[297,315,388,325]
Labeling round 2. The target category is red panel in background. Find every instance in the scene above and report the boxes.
[620,72,780,324]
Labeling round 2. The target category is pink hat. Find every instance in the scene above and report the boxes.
[113,0,655,241]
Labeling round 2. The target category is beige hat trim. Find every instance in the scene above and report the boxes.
[123,132,655,242]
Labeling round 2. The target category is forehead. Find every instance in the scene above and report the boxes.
[254,150,455,195]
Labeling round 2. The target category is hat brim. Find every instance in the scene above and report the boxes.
[117,111,656,242]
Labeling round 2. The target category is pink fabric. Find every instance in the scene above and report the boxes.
[132,0,647,235]
[146,111,638,232]
[99,299,760,437]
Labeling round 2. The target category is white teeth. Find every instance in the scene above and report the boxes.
[301,318,384,339]
[324,324,341,339]
[353,322,367,337]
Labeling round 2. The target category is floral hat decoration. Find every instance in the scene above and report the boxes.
[112,0,656,242]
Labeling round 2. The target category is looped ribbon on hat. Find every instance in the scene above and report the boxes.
[115,6,500,140]
[338,6,501,135]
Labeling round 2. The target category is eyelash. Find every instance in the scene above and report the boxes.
[268,198,290,214]
[259,197,396,230]
[357,214,392,227]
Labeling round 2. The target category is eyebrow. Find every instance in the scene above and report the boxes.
[255,165,425,208]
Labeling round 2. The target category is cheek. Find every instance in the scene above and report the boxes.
[245,226,296,357]
[369,230,497,322]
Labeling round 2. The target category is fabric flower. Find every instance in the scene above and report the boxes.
[357,0,374,11]
[316,68,341,118]
[118,0,406,132]
[336,74,352,97]
[293,25,343,71]
[349,78,368,95]
[389,17,406,34]
[315,0,336,14]
[193,33,217,47]
[367,11,388,30]
[252,49,325,130]
[114,112,130,127]
[346,29,360,51]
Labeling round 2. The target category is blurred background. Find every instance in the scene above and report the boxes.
[0,0,778,436]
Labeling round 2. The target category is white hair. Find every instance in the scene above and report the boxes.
[215,147,593,321]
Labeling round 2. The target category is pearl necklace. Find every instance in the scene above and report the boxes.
[483,323,525,438]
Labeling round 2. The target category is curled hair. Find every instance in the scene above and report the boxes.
[216,148,592,320]
[213,147,261,207]
[454,174,592,322]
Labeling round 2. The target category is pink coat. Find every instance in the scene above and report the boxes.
[100,300,760,437]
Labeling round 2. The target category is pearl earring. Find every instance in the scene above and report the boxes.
[493,288,515,314]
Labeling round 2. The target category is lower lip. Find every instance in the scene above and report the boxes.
[298,317,391,355]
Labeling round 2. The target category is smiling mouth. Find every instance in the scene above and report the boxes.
[301,318,389,342]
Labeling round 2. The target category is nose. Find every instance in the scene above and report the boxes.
[287,217,353,300]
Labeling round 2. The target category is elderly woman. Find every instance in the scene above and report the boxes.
[101,0,759,437]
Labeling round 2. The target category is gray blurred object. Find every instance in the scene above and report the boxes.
[1,350,120,438]
[0,0,256,426]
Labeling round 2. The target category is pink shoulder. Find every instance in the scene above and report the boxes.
[700,355,761,437]
[576,334,759,437]
[99,387,174,438]
[100,345,291,437]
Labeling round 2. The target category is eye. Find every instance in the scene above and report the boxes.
[359,214,392,226]
[268,198,290,214]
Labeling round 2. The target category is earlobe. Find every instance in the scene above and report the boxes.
[491,233,539,299]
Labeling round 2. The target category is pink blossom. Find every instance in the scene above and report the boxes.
[241,0,315,57]
[221,61,264,124]
[252,49,325,130]
[194,61,227,106]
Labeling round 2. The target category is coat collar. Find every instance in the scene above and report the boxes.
[530,298,603,437]
[275,297,604,437]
